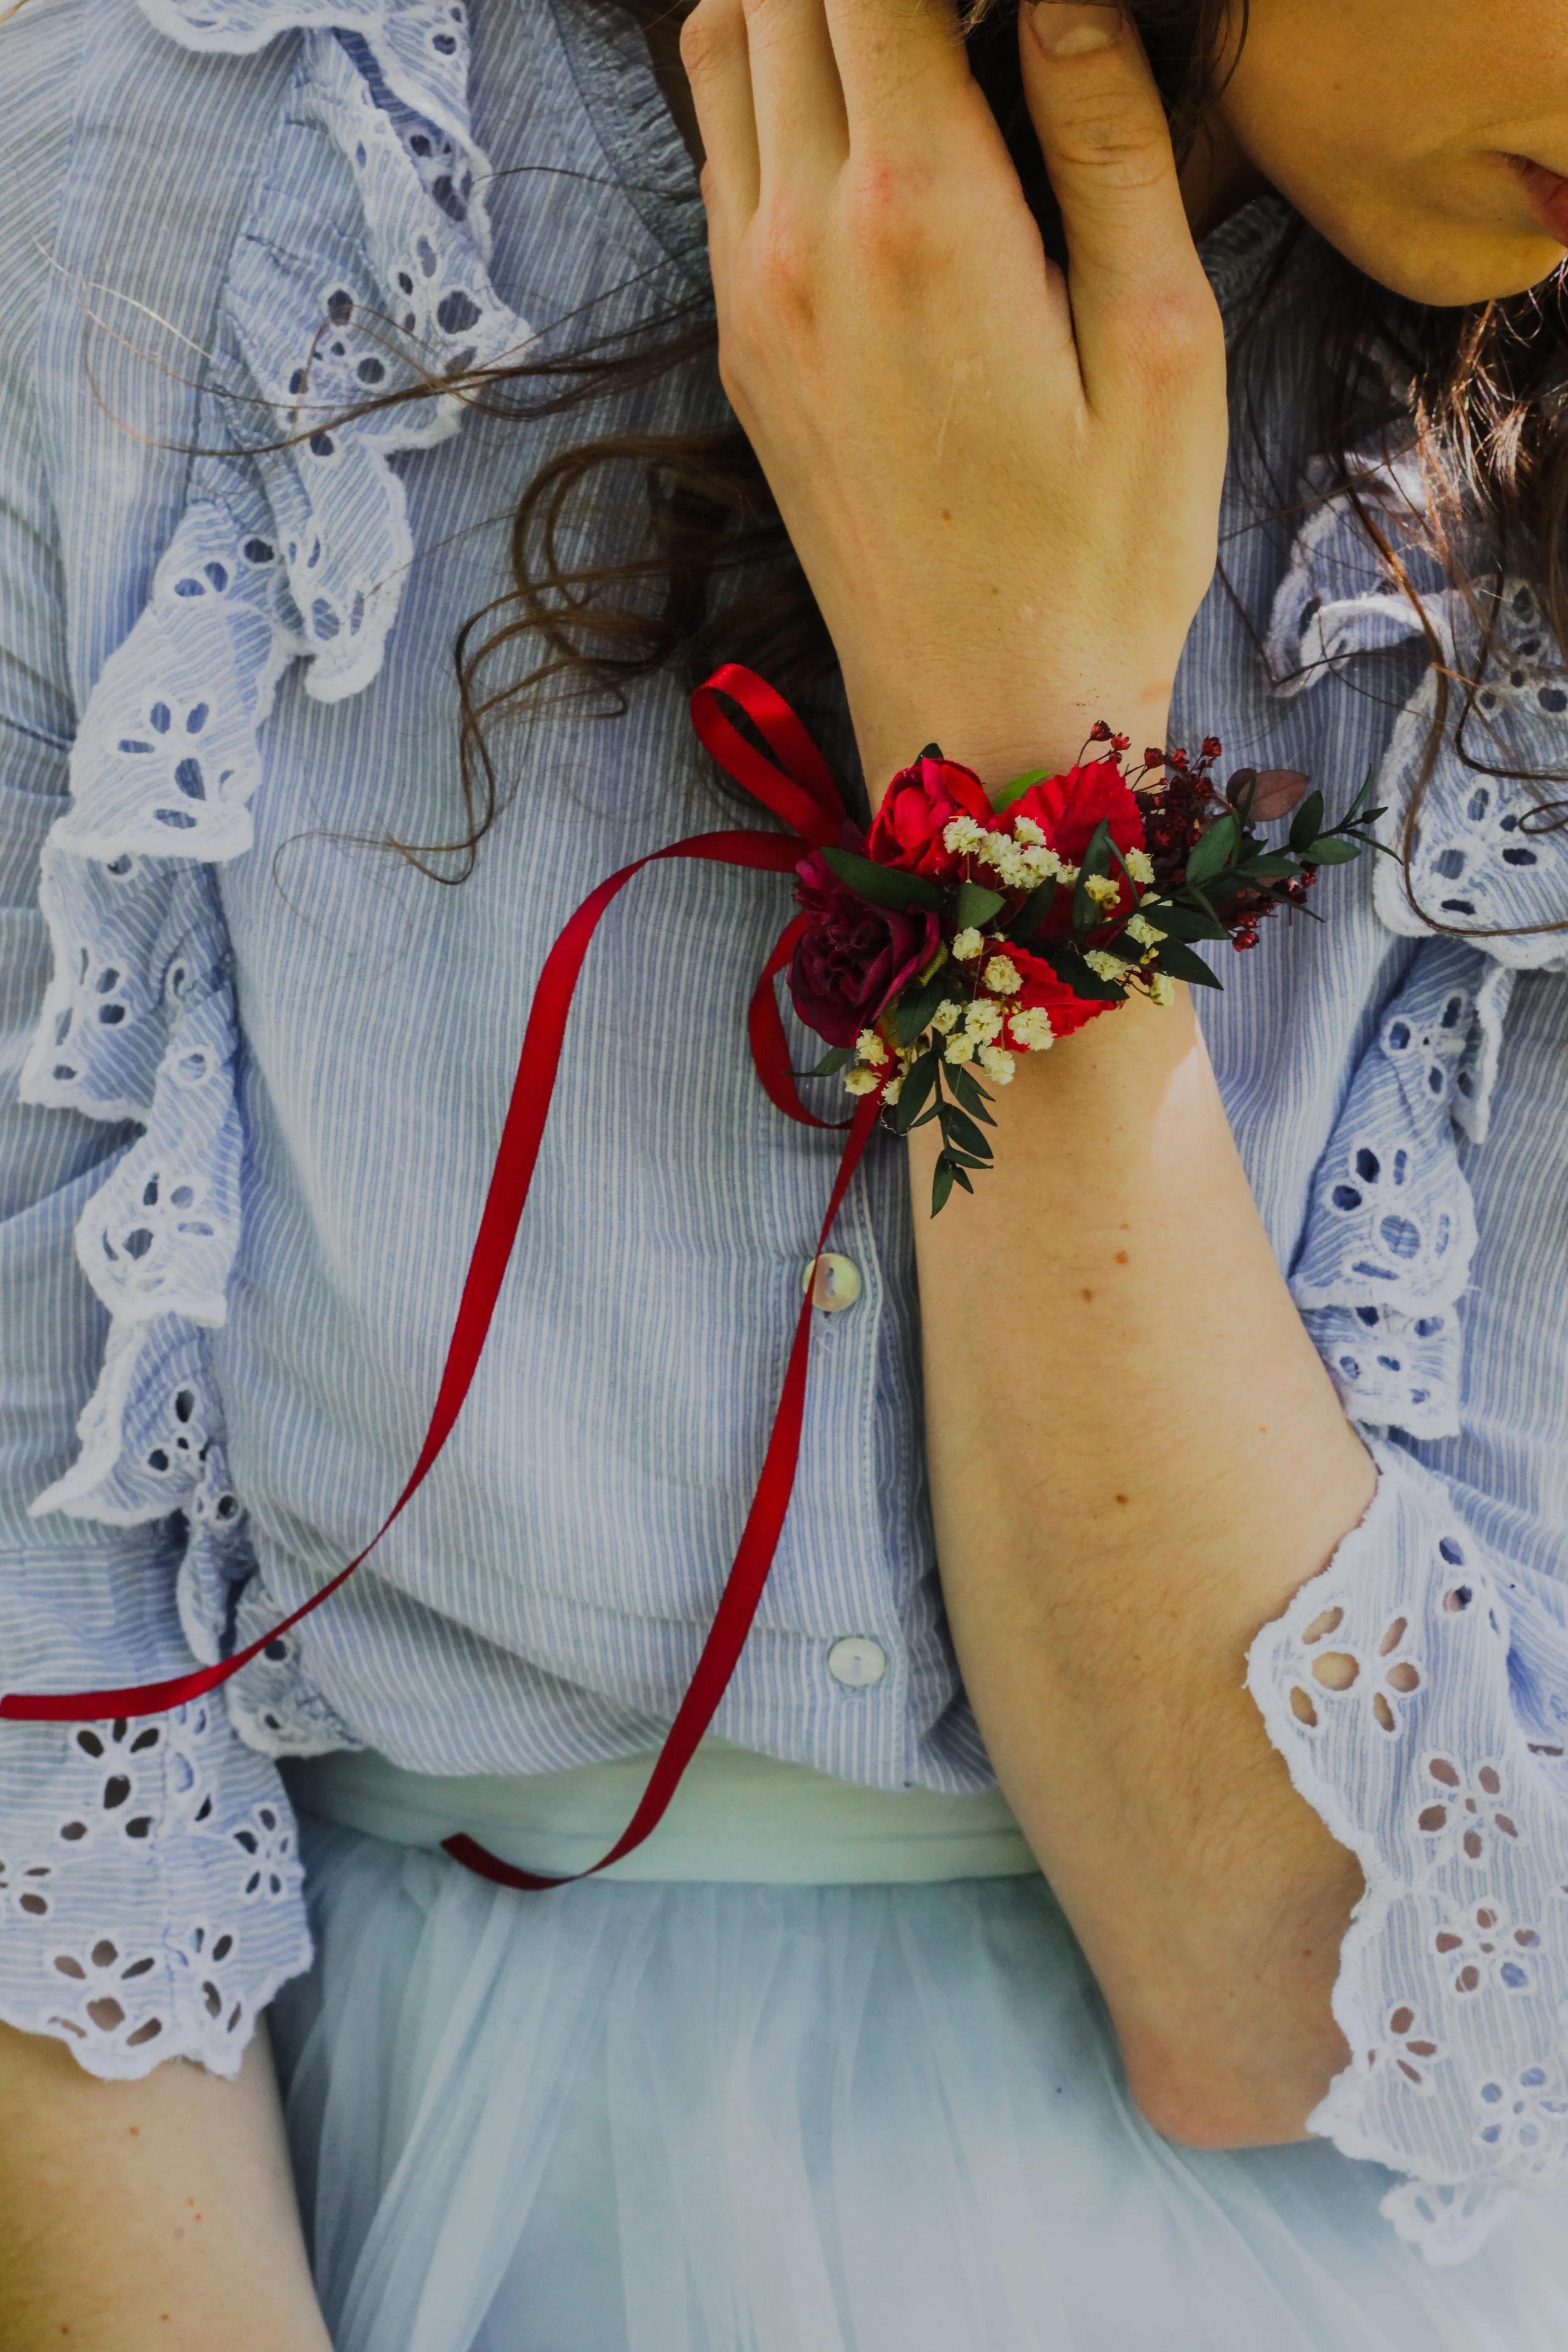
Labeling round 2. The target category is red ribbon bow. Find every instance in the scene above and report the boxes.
[2,668,884,1892]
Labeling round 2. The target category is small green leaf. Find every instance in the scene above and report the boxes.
[950,1163,975,1195]
[1241,852,1300,880]
[1036,942,1127,1002]
[953,880,1006,930]
[809,1045,853,1077]
[931,1158,956,1217]
[945,1064,996,1121]
[1007,877,1058,945]
[1152,900,1231,942]
[1150,937,1224,989]
[1183,812,1241,887]
[940,1105,994,1162]
[939,1147,991,1173]
[1301,835,1361,866]
[1287,790,1325,853]
[1072,820,1114,936]
[990,768,1048,813]
[822,846,943,913]
[892,1049,939,1133]
[893,968,953,1047]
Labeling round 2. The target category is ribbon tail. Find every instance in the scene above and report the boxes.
[441,1087,884,1890]
[0,833,800,1727]
[749,916,850,1132]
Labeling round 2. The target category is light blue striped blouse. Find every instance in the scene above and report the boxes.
[6,0,1568,2261]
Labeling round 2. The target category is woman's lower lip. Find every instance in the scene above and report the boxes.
[1516,159,1568,245]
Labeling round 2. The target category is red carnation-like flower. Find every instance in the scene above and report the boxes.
[866,753,993,883]
[1004,946,1114,1045]
[1003,758,1148,937]
[789,850,941,1050]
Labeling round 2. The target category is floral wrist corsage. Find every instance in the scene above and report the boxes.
[790,727,1382,1213]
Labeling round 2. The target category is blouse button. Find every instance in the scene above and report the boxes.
[803,1253,863,1312]
[827,1636,887,1689]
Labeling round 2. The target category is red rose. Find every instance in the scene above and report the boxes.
[789,850,942,1050]
[866,753,993,883]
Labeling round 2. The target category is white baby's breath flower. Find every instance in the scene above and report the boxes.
[952,928,985,963]
[1125,847,1155,886]
[1123,913,1166,950]
[843,1065,882,1096]
[1147,970,1177,1007]
[943,815,986,857]
[964,1000,1004,1043]
[855,1029,889,1066]
[982,955,1021,996]
[1083,873,1121,908]
[930,1000,962,1035]
[1083,949,1133,982]
[1020,844,1063,884]
[881,1072,904,1105]
[977,1045,1016,1084]
[1008,1007,1055,1052]
[1012,817,1046,847]
[943,1036,976,1065]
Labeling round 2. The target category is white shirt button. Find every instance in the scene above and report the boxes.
[827,1636,887,1689]
[803,1253,863,1313]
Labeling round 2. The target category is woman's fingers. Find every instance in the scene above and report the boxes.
[738,0,848,189]
[1017,2,1219,406]
[681,0,761,242]
[819,0,970,152]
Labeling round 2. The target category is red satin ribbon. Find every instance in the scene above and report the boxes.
[1,666,883,1893]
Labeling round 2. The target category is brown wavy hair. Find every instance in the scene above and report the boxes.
[350,0,1568,925]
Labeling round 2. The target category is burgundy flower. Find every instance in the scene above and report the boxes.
[789,851,940,1049]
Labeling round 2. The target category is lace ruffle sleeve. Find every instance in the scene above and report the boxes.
[4,0,526,2072]
[1248,465,1568,2260]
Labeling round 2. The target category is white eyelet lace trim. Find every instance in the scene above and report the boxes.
[1264,453,1568,971]
[1255,445,1568,2256]
[0,1698,311,2079]
[1291,940,1511,1443]
[1248,1447,1568,2260]
[19,0,528,1757]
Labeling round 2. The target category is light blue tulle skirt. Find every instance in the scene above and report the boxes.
[268,1749,1568,2352]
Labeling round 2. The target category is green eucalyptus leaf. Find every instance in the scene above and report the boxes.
[1301,836,1361,866]
[1007,876,1058,944]
[946,1064,996,1121]
[809,1045,853,1077]
[822,846,944,913]
[1287,790,1325,853]
[1152,900,1231,942]
[1151,937,1224,989]
[941,1105,994,1161]
[893,968,953,1047]
[953,880,1006,930]
[892,1050,939,1133]
[990,769,1048,813]
[1182,813,1241,887]
[1036,942,1127,1003]
[1241,853,1299,880]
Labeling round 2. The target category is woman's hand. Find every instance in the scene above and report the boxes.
[681,0,1228,786]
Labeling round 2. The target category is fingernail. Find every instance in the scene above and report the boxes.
[1026,2,1124,57]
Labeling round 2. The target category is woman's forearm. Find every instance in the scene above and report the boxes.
[912,980,1372,2147]
[0,2019,331,2352]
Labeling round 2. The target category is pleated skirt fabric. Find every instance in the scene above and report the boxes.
[268,1814,1568,2352]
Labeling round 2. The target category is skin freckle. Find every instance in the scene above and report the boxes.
[1115,1494,1129,1506]
[1114,1249,1129,1264]
[1081,1288,1094,1302]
